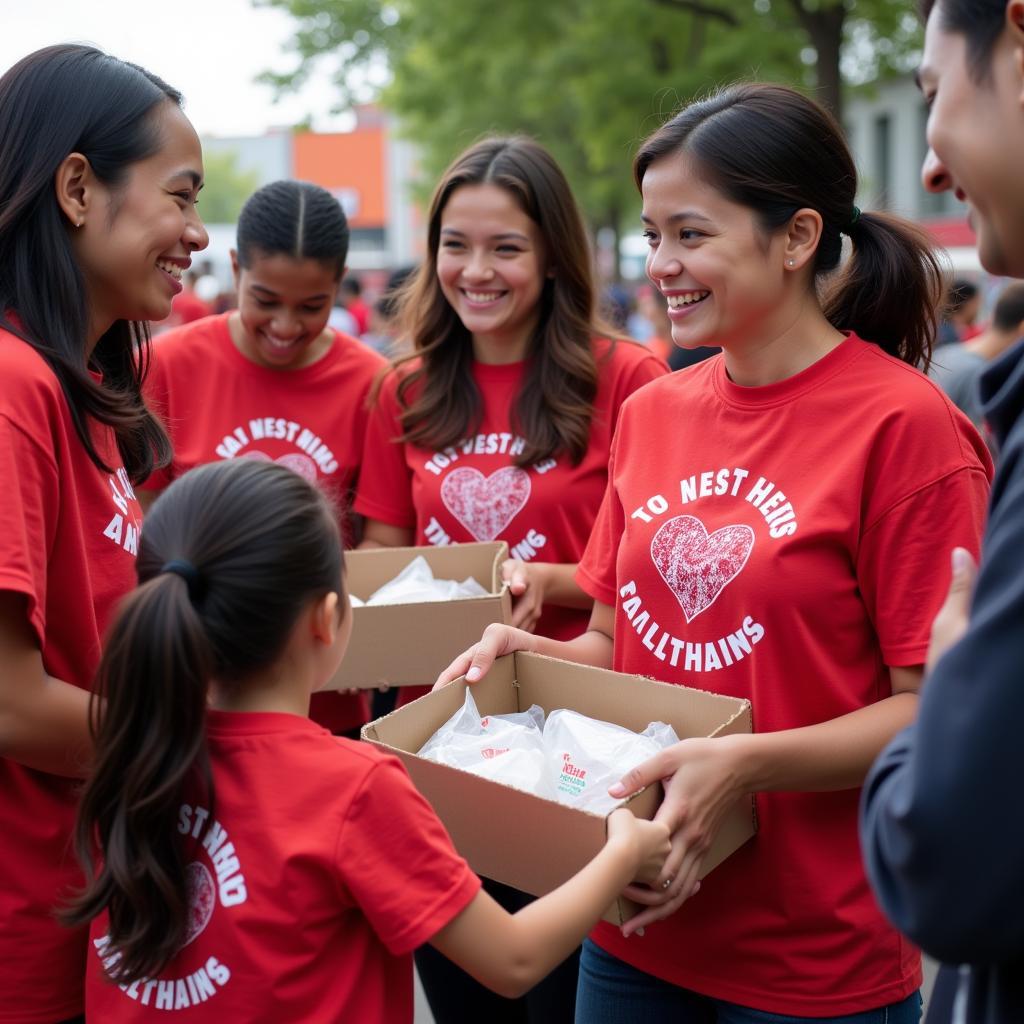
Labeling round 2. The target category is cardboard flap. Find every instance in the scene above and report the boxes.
[344,541,510,599]
[512,651,751,737]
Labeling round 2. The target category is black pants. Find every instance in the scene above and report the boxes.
[415,878,580,1023]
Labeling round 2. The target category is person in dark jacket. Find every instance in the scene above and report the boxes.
[860,2,1024,1022]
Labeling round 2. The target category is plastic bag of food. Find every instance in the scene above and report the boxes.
[365,556,489,606]
[542,710,679,814]
[418,690,547,794]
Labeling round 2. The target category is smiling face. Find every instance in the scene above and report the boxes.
[73,102,207,333]
[919,3,1024,277]
[232,251,340,371]
[435,183,548,363]
[640,155,791,354]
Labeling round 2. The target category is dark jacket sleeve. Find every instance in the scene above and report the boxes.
[860,435,1024,965]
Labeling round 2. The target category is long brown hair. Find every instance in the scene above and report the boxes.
[634,83,943,369]
[0,45,179,482]
[393,136,614,467]
[63,459,343,984]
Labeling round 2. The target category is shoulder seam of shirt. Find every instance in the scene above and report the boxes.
[331,756,388,904]
[0,412,60,475]
[862,464,989,537]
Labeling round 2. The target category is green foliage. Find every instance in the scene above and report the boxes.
[257,0,919,240]
[197,150,261,224]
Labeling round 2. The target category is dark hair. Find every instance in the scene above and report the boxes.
[946,277,979,315]
[919,0,1009,82]
[63,459,343,984]
[392,136,615,467]
[376,265,417,320]
[0,44,181,481]
[992,282,1024,332]
[634,83,943,369]
[341,276,361,296]
[236,180,350,278]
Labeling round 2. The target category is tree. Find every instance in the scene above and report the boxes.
[197,150,261,224]
[258,0,919,264]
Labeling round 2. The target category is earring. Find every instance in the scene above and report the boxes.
[787,259,795,267]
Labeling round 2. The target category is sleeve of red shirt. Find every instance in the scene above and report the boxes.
[335,756,481,955]
[0,414,59,645]
[858,465,991,667]
[614,347,669,411]
[576,438,624,608]
[353,371,417,528]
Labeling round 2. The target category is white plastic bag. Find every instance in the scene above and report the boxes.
[418,690,547,794]
[364,556,489,606]
[542,710,679,814]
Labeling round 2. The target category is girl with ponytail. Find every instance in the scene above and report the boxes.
[437,83,993,1020]
[67,458,670,1023]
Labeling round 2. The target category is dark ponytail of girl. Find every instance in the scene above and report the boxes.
[0,44,179,482]
[634,83,943,368]
[64,459,343,984]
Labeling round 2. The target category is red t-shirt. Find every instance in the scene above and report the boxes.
[577,336,992,1016]
[355,336,665,663]
[0,327,144,1024]
[144,313,386,733]
[85,711,481,1023]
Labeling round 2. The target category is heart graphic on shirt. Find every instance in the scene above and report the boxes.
[240,449,318,482]
[650,514,755,623]
[440,467,531,542]
[183,862,216,948]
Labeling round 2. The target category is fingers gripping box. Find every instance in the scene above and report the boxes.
[325,542,512,690]
[362,652,756,924]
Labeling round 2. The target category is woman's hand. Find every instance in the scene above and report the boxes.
[501,559,546,632]
[927,547,977,674]
[609,736,749,937]
[432,623,538,690]
[605,808,672,887]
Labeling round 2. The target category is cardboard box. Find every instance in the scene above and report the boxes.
[362,651,756,924]
[327,542,512,689]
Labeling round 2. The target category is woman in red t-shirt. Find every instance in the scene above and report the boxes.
[64,458,669,1024]
[437,85,993,1022]
[0,45,208,1024]
[141,180,386,738]
[355,135,666,1021]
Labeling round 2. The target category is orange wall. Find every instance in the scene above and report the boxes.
[292,126,386,229]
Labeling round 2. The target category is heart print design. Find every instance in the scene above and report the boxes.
[650,514,755,623]
[240,449,318,482]
[440,467,531,542]
[183,861,216,947]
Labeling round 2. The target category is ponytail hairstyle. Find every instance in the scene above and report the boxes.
[236,179,350,278]
[392,136,615,467]
[0,44,180,481]
[634,83,944,369]
[64,459,343,984]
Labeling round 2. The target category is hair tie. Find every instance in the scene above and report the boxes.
[842,206,861,236]
[160,559,206,603]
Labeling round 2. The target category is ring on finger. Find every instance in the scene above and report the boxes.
[660,876,673,890]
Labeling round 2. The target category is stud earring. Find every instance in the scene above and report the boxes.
[787,259,795,267]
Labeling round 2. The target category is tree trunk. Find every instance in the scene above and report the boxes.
[789,0,846,124]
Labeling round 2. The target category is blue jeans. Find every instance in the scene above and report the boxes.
[575,939,923,1024]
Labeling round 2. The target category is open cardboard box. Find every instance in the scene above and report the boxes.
[362,651,756,924]
[326,542,512,690]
